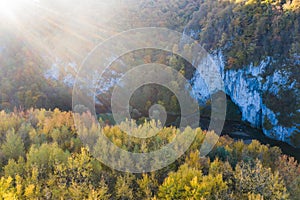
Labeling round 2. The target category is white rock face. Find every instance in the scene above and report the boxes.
[191,51,299,147]
[223,66,262,127]
[190,51,224,105]
[261,104,297,142]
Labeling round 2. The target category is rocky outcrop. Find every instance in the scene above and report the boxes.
[191,51,300,147]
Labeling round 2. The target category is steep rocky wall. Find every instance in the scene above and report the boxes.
[191,51,300,147]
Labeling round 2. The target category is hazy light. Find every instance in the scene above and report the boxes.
[0,0,21,18]
[0,0,119,64]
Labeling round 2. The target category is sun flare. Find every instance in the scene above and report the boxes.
[0,0,28,18]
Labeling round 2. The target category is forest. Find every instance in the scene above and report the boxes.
[0,0,300,199]
[0,109,299,199]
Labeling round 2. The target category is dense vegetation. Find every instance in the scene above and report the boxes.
[188,0,300,69]
[115,0,300,68]
[0,109,299,199]
[0,28,71,111]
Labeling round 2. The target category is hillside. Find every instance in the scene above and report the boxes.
[0,0,300,199]
[0,0,299,146]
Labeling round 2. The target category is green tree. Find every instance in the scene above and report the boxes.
[234,160,289,199]
[0,177,16,199]
[158,164,227,199]
[1,129,25,161]
[137,173,158,199]
[114,174,134,200]
[276,155,300,200]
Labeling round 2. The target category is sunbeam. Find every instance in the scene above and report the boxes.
[0,0,120,65]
